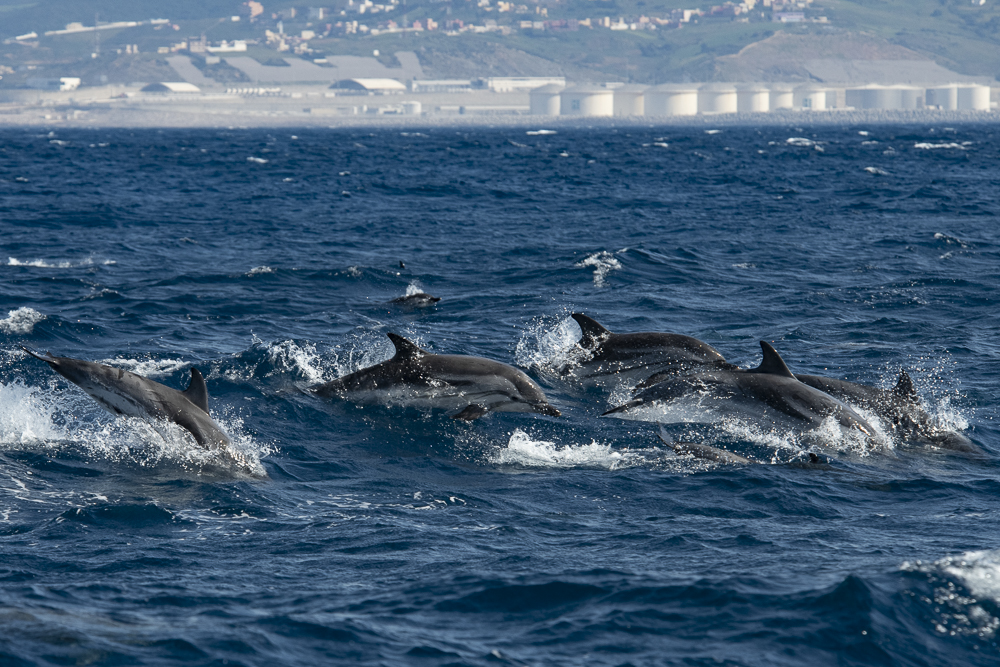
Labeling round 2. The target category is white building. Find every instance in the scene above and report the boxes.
[613,84,647,116]
[793,83,826,110]
[529,83,564,115]
[957,85,990,110]
[769,83,794,110]
[644,84,698,116]
[141,82,201,93]
[559,84,614,116]
[484,76,565,92]
[736,83,769,113]
[698,83,737,114]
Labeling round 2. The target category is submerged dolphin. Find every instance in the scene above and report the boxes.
[390,292,440,307]
[565,313,728,387]
[796,371,977,453]
[311,333,561,421]
[22,348,230,449]
[604,341,875,438]
[657,428,751,465]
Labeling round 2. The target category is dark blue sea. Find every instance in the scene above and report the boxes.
[1,123,999,666]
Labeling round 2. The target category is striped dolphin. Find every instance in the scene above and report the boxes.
[311,333,560,421]
[23,347,230,449]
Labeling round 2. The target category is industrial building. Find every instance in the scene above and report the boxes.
[559,84,614,117]
[527,81,993,117]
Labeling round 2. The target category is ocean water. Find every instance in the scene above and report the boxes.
[1,123,999,666]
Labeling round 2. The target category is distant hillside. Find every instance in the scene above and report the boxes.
[1,0,998,85]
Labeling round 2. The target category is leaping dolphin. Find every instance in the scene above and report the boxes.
[604,341,876,438]
[795,371,977,453]
[311,333,561,421]
[565,313,728,387]
[22,347,230,449]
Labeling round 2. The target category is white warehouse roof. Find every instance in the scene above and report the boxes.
[141,82,201,93]
[331,78,407,91]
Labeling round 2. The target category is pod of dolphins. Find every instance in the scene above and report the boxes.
[20,306,977,463]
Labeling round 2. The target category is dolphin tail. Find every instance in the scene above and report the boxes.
[20,346,59,365]
[602,399,644,416]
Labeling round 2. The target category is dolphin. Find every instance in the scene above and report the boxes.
[564,313,728,387]
[657,428,751,465]
[604,341,876,438]
[796,371,977,453]
[22,348,230,449]
[311,333,561,421]
[390,292,440,307]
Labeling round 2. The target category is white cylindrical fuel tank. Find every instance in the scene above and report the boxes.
[794,84,826,110]
[698,83,737,114]
[892,85,923,109]
[644,84,698,116]
[926,85,958,110]
[613,84,648,116]
[957,85,990,111]
[559,84,614,116]
[769,83,794,110]
[529,83,564,115]
[736,84,769,113]
[846,85,884,109]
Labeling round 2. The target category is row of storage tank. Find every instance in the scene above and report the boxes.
[531,83,993,116]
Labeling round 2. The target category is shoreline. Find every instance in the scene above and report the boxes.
[0,105,998,129]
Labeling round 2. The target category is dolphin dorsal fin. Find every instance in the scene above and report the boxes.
[892,369,918,402]
[387,333,426,360]
[571,313,611,349]
[752,341,795,378]
[183,367,210,413]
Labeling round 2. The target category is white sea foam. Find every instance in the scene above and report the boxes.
[914,142,969,150]
[247,156,269,163]
[8,257,115,268]
[575,251,622,287]
[491,429,649,470]
[786,137,815,147]
[263,340,325,384]
[0,307,45,334]
[864,167,890,175]
[98,357,190,379]
[901,550,1000,639]
[248,265,275,275]
[526,129,556,136]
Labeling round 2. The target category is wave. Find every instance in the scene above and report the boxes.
[7,257,115,268]
[902,549,1000,641]
[0,307,46,335]
[914,142,971,150]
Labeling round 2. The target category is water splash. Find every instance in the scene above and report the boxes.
[491,429,648,470]
[575,251,621,287]
[0,380,270,478]
[0,307,46,335]
[514,313,585,373]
